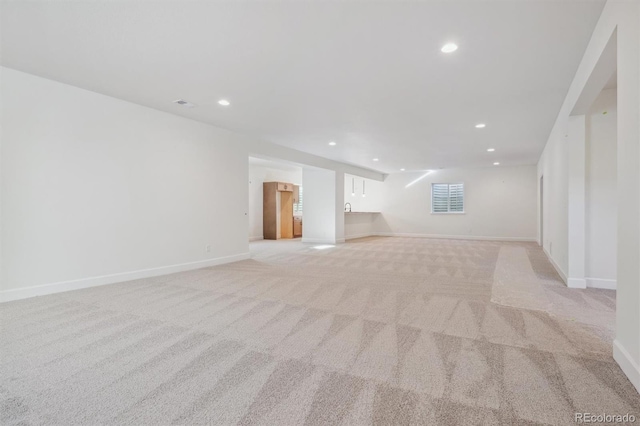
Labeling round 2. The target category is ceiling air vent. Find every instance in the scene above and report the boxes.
[173,99,196,108]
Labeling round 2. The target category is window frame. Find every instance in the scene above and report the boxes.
[431,182,465,214]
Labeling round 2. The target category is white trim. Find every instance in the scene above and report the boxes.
[301,238,336,244]
[0,252,250,303]
[345,232,377,240]
[567,277,587,289]
[613,339,640,394]
[542,247,568,283]
[374,232,536,242]
[586,277,617,290]
[249,236,264,242]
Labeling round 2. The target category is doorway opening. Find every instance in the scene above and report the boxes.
[248,157,303,242]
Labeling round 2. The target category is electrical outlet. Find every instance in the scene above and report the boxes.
[206,245,211,253]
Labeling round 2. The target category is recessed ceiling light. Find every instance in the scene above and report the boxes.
[475,123,486,128]
[493,162,500,166]
[487,148,495,152]
[400,168,405,171]
[441,43,458,53]
[218,99,230,106]
[328,141,336,146]
[373,158,379,162]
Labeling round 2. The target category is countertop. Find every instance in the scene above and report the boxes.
[344,211,380,214]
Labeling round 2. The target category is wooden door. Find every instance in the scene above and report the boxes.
[263,182,278,240]
[280,191,294,239]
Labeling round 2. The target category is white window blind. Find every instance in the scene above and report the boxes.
[295,187,303,213]
[432,183,464,213]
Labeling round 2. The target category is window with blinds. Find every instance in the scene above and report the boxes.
[431,183,464,213]
[294,186,303,213]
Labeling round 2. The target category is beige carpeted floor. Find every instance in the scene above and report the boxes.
[1,237,637,425]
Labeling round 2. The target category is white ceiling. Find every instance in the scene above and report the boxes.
[1,1,605,173]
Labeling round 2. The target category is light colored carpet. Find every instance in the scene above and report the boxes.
[491,243,617,343]
[1,237,637,425]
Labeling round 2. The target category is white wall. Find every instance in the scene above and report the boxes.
[0,68,387,302]
[248,163,301,240]
[1,67,251,301]
[536,0,640,392]
[586,88,617,287]
[344,174,384,212]
[538,127,569,275]
[374,166,538,241]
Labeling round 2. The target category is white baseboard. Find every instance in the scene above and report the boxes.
[0,252,250,303]
[613,339,640,394]
[345,232,377,240]
[567,277,587,289]
[249,236,264,242]
[374,232,537,242]
[301,238,336,244]
[566,276,615,290]
[586,277,616,289]
[542,247,568,283]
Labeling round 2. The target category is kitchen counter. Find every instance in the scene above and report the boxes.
[344,211,380,214]
[344,211,379,240]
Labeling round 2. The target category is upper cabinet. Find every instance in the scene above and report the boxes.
[277,182,293,192]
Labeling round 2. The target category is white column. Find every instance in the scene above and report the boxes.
[335,172,345,243]
[567,114,587,288]
[301,168,337,244]
[614,1,640,393]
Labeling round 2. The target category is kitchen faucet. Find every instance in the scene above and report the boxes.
[345,202,352,212]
